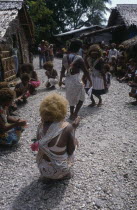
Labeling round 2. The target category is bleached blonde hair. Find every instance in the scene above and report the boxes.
[88,44,102,57]
[39,93,68,122]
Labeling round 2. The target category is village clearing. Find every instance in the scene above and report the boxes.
[0,57,137,210]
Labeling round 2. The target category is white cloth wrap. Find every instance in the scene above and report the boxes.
[62,54,85,106]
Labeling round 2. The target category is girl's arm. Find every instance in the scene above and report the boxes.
[67,125,76,155]
[59,65,66,86]
[98,59,107,88]
[78,59,92,86]
[0,116,26,132]
[31,71,38,81]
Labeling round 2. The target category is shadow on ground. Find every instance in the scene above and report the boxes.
[124,101,137,110]
[12,178,69,210]
[0,144,20,157]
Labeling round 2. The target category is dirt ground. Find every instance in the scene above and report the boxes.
[0,57,137,210]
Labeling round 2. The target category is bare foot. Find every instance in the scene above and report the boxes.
[97,101,103,107]
[88,103,96,107]
[72,116,81,129]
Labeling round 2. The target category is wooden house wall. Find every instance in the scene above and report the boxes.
[89,33,112,44]
[0,15,30,81]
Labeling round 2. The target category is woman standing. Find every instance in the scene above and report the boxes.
[85,44,107,107]
[59,39,92,120]
[33,93,79,180]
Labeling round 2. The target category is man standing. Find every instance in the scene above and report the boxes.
[38,40,46,69]
[108,43,118,62]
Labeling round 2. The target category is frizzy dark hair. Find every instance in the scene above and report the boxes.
[0,88,15,103]
[68,39,83,53]
[21,73,30,81]
[20,63,34,73]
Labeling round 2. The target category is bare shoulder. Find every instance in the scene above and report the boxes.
[64,123,74,134]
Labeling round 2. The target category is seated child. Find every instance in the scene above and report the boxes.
[14,73,31,104]
[20,63,40,93]
[43,61,58,89]
[0,88,26,146]
[0,82,17,113]
[129,75,137,105]
[118,62,137,83]
[116,55,126,79]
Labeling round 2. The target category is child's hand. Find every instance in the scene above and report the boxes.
[74,138,79,148]
[72,117,81,129]
[16,120,27,127]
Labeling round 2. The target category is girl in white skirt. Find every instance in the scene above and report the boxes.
[85,44,108,107]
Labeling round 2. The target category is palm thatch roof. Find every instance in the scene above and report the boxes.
[122,36,137,48]
[108,4,137,27]
[0,0,23,10]
[0,0,34,41]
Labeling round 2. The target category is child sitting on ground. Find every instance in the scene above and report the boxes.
[0,82,17,113]
[43,61,58,89]
[14,73,31,105]
[109,56,117,75]
[116,55,126,79]
[118,62,137,83]
[20,63,40,94]
[0,88,26,146]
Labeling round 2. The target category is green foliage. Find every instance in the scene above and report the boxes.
[26,0,56,44]
[26,0,111,43]
[46,0,111,32]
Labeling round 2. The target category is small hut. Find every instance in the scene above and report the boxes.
[0,0,34,81]
[108,4,137,43]
[80,25,125,44]
[54,25,102,46]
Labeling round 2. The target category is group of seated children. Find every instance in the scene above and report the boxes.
[0,88,26,146]
[0,63,41,146]
[101,43,137,105]
[0,60,59,146]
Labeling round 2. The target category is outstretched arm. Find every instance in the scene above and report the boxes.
[59,65,66,86]
[78,59,92,86]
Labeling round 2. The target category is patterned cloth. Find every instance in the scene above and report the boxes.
[0,126,23,146]
[36,121,74,179]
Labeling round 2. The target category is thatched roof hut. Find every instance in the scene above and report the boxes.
[108,4,137,27]
[0,0,34,81]
[80,25,125,44]
[108,4,137,42]
[122,36,137,59]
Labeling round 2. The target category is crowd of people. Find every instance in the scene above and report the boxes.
[0,38,137,181]
[38,40,54,69]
